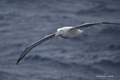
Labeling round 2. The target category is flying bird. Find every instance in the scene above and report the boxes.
[16,22,120,64]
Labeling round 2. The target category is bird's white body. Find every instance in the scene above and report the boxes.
[57,27,83,38]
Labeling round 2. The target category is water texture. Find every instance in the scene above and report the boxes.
[0,0,120,80]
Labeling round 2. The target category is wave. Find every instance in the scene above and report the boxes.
[94,59,120,67]
[24,55,70,68]
[100,27,120,34]
[108,44,120,50]
[0,12,22,20]
[0,71,19,80]
[24,55,104,74]
[75,2,120,16]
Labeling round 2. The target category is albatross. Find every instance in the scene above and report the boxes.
[16,22,120,64]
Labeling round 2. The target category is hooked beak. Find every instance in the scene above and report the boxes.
[55,32,59,36]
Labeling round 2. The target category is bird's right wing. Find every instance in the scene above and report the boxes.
[16,33,56,64]
[70,22,120,30]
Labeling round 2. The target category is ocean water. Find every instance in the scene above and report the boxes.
[0,0,120,80]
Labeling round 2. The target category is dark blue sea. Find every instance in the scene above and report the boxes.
[0,0,120,80]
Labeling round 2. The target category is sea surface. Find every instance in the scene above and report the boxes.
[0,0,120,80]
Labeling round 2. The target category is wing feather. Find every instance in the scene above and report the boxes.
[16,33,55,64]
[70,22,120,30]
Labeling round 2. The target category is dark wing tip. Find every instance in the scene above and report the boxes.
[16,54,25,65]
[16,58,21,65]
[102,22,120,25]
[16,47,31,65]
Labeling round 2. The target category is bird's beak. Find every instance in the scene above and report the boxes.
[55,32,59,36]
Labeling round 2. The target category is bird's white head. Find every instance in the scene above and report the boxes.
[55,28,64,36]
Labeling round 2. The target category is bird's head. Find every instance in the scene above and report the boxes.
[55,28,64,36]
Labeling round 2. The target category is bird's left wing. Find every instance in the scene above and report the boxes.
[16,33,56,64]
[70,22,120,30]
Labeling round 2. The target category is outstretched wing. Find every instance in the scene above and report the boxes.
[70,22,120,30]
[16,33,56,64]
